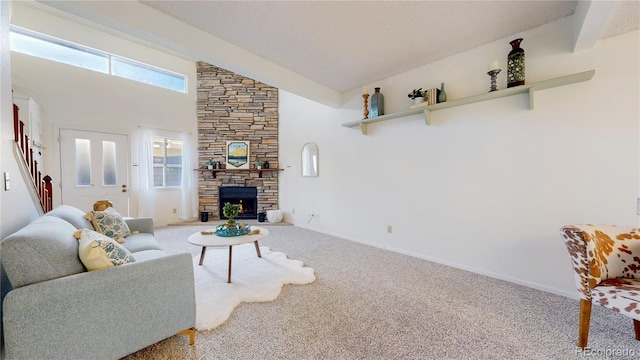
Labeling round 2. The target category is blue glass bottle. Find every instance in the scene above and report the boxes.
[370,87,384,117]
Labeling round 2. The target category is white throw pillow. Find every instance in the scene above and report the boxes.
[75,229,136,271]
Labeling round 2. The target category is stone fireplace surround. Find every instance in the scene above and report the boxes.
[197,62,279,220]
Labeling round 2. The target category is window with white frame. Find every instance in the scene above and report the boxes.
[9,26,187,93]
[153,137,182,188]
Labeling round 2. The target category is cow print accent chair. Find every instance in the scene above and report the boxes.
[560,225,640,348]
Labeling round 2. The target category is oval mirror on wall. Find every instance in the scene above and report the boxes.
[302,142,318,177]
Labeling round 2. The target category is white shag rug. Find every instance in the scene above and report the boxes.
[193,243,316,331]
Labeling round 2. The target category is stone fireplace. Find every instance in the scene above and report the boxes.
[197,62,279,220]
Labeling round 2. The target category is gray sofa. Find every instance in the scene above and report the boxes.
[0,205,196,360]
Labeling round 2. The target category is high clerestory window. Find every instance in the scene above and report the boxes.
[9,26,187,93]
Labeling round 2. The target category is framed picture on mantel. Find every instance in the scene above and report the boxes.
[226,141,249,169]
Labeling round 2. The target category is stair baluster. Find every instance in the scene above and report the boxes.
[12,102,53,213]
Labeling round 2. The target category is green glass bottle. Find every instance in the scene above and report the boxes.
[438,82,447,103]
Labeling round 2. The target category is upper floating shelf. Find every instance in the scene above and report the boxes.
[343,70,595,135]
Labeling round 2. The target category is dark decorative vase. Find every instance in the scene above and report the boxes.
[370,87,384,117]
[263,161,269,169]
[507,38,525,88]
[438,82,447,103]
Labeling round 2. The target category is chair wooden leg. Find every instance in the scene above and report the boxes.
[634,319,640,341]
[578,299,592,348]
[178,327,195,345]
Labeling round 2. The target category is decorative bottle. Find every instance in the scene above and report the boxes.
[370,87,384,117]
[438,82,447,103]
[507,38,525,88]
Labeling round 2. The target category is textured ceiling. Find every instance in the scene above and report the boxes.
[32,0,640,99]
[138,0,640,93]
[601,0,640,39]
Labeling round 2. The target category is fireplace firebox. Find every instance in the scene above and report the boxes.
[219,187,258,220]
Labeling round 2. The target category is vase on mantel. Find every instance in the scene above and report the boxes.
[507,38,525,88]
[370,87,384,117]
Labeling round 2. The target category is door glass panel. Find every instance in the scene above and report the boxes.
[75,138,91,186]
[103,141,117,186]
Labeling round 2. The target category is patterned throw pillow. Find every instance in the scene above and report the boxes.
[75,229,136,271]
[86,207,131,242]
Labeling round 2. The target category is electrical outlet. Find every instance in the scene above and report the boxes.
[387,225,392,233]
[173,208,177,214]
[292,208,295,214]
[4,172,10,191]
[637,198,640,216]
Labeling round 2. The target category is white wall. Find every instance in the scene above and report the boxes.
[279,17,639,298]
[1,2,41,240]
[9,3,198,226]
[1,2,31,357]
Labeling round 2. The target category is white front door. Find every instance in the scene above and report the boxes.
[59,128,130,215]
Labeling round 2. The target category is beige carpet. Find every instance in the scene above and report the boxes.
[124,225,640,360]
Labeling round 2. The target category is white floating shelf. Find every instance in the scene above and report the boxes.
[343,69,595,135]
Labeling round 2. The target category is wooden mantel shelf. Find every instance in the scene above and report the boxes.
[343,69,595,135]
[195,168,284,178]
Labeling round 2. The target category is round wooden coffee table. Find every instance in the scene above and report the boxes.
[188,226,269,283]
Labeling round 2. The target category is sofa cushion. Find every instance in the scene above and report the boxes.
[86,207,131,242]
[0,216,85,288]
[120,232,164,253]
[76,229,136,271]
[45,204,94,229]
[130,249,168,262]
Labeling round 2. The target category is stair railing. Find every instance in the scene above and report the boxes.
[13,103,52,213]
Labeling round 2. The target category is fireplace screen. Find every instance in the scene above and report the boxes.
[219,186,258,220]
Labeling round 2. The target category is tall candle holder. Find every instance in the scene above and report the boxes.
[487,69,501,92]
[362,94,369,119]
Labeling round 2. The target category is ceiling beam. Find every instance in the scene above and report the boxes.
[572,0,617,52]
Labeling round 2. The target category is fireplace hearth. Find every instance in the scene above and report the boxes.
[219,187,258,220]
